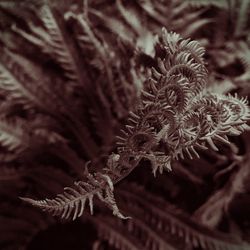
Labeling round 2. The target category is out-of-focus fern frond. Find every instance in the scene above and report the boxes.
[185,0,228,8]
[0,202,54,250]
[193,154,250,228]
[117,182,249,250]
[227,41,250,73]
[193,0,250,84]
[29,114,64,138]
[39,4,83,86]
[234,0,250,37]
[0,118,28,152]
[0,114,71,163]
[0,215,35,249]
[10,22,52,55]
[88,216,144,250]
[67,11,130,118]
[0,116,30,163]
[90,207,179,250]
[88,9,135,45]
[88,97,117,152]
[0,0,119,161]
[0,48,62,112]
[89,0,211,55]
[124,217,178,250]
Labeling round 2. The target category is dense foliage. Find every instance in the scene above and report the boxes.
[0,0,250,250]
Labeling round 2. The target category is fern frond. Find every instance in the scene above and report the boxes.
[234,0,250,37]
[193,156,250,228]
[117,183,249,250]
[0,47,100,159]
[89,216,143,250]
[20,28,250,234]
[156,29,207,92]
[21,169,128,220]
[10,22,52,55]
[65,10,130,119]
[173,8,212,38]
[0,201,54,250]
[93,207,179,250]
[178,35,206,63]
[221,94,250,129]
[0,51,42,110]
[115,29,250,174]
[185,0,229,8]
[0,50,73,118]
[115,0,156,54]
[39,4,80,85]
[125,217,178,250]
[117,124,157,154]
[227,41,250,74]
[116,0,143,35]
[21,183,94,220]
[0,215,35,249]
[88,9,135,45]
[0,117,28,151]
[29,115,66,145]
[0,48,63,112]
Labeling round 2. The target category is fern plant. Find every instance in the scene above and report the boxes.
[87,0,211,55]
[185,0,250,94]
[0,1,250,250]
[21,27,250,220]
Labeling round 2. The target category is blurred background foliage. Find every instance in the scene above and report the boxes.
[0,0,250,249]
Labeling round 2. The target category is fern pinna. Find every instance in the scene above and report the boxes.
[21,27,250,222]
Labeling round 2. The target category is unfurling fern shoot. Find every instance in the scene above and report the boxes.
[22,28,250,220]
